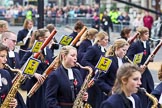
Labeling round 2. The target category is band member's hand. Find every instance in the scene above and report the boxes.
[82,92,88,102]
[9,98,17,108]
[140,65,146,74]
[34,73,45,84]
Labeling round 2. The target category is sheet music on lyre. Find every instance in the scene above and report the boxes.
[23,27,33,45]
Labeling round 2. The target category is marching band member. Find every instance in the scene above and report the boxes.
[20,28,54,108]
[45,46,88,108]
[81,31,109,108]
[96,39,129,98]
[17,19,33,60]
[120,27,132,41]
[0,43,17,108]
[0,31,27,108]
[126,26,154,108]
[100,63,142,108]
[147,64,162,108]
[77,28,98,64]
[1,31,20,78]
[69,20,85,40]
[46,24,59,54]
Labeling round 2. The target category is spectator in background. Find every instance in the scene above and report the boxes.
[92,12,100,31]
[26,7,33,20]
[117,12,125,24]
[123,12,130,26]
[101,11,113,39]
[143,11,154,38]
[117,12,125,32]
[109,8,119,32]
[132,14,143,31]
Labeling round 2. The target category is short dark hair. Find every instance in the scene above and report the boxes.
[46,24,55,33]
[74,20,84,30]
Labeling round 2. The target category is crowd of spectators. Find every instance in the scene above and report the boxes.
[0,4,100,26]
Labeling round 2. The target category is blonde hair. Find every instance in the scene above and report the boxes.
[79,28,98,43]
[28,28,49,48]
[136,26,149,39]
[105,39,129,56]
[23,19,33,29]
[0,20,8,32]
[94,31,108,44]
[54,46,77,69]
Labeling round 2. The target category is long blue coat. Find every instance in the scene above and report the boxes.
[45,65,83,108]
[96,56,126,94]
[7,52,21,78]
[77,39,92,63]
[0,69,12,105]
[20,47,54,108]
[17,28,32,60]
[126,40,154,108]
[0,69,26,108]
[81,44,105,71]
[6,52,27,108]
[69,31,78,39]
[100,93,142,108]
[147,82,162,108]
[81,44,106,108]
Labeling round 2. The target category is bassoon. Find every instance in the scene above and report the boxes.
[127,32,140,44]
[12,29,57,83]
[33,29,57,58]
[144,39,162,66]
[27,26,87,98]
[87,32,140,88]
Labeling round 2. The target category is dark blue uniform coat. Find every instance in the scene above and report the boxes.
[0,69,26,108]
[0,69,12,105]
[6,52,27,108]
[81,44,106,108]
[45,65,83,108]
[100,93,142,108]
[77,39,92,63]
[7,52,21,78]
[20,47,53,108]
[147,82,162,108]
[17,28,31,60]
[81,44,105,71]
[126,40,154,108]
[69,31,78,39]
[96,56,125,94]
